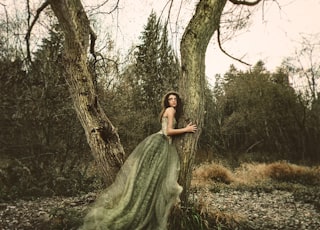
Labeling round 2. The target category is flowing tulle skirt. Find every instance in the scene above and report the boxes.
[80,133,182,230]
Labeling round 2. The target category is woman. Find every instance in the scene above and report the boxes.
[80,91,197,230]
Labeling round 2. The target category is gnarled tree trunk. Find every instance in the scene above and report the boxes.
[177,0,227,204]
[49,0,125,185]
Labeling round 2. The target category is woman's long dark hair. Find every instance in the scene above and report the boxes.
[159,91,182,122]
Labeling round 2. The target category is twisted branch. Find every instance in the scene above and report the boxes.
[25,0,50,62]
[229,0,262,6]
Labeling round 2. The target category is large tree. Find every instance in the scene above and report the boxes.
[47,0,125,185]
[175,0,264,203]
[176,0,227,203]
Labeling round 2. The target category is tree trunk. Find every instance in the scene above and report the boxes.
[177,0,227,204]
[49,0,125,185]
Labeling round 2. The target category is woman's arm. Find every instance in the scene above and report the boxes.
[164,107,197,136]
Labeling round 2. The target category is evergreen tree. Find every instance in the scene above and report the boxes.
[133,11,161,112]
[120,12,180,137]
[158,22,180,94]
[134,12,179,112]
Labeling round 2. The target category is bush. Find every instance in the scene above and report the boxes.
[192,162,234,187]
[0,156,104,201]
[265,161,320,185]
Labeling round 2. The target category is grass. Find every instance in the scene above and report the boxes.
[168,199,254,230]
[191,162,235,186]
[192,161,320,187]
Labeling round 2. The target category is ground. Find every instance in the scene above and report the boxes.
[1,184,319,230]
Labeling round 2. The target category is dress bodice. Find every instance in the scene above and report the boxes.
[158,116,176,144]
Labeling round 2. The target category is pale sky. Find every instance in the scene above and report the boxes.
[84,0,320,84]
[3,0,320,84]
[206,0,320,78]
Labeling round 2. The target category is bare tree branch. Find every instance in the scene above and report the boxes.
[219,0,276,66]
[86,0,120,14]
[159,0,173,27]
[229,0,262,6]
[217,27,251,66]
[25,0,50,62]
[89,27,97,57]
[105,0,120,13]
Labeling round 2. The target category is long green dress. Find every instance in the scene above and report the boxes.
[80,117,183,230]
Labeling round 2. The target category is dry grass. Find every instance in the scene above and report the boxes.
[192,161,320,187]
[192,162,235,188]
[233,162,270,184]
[264,161,320,185]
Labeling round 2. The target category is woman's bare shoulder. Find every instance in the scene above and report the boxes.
[166,107,175,112]
[163,107,175,117]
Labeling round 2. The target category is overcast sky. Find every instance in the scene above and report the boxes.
[4,0,320,84]
[206,0,320,77]
[83,0,320,84]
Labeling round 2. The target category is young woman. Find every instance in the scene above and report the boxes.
[81,91,197,230]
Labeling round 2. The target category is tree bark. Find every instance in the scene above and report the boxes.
[49,0,125,185]
[177,0,227,204]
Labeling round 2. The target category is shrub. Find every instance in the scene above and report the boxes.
[192,162,234,187]
[265,161,320,185]
[233,162,270,184]
[0,157,104,201]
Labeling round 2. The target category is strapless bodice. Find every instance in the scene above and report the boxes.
[158,117,176,144]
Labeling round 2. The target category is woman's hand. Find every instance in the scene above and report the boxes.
[185,122,197,133]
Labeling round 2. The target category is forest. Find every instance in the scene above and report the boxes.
[0,0,320,229]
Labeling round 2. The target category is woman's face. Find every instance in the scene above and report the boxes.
[168,94,178,108]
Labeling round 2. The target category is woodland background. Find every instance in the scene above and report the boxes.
[1,4,320,199]
[0,2,320,229]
